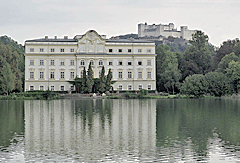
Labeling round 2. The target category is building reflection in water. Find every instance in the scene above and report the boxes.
[24,99,156,162]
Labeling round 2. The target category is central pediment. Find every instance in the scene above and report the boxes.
[76,30,107,53]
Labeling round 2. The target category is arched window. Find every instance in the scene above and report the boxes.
[90,60,94,66]
[99,70,102,78]
[138,85,143,90]
[148,84,152,90]
[128,85,132,90]
[99,60,103,66]
[80,60,85,65]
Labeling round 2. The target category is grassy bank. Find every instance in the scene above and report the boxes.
[0,91,64,100]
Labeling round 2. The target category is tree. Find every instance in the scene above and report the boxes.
[105,68,112,91]
[212,38,239,70]
[183,31,213,76]
[226,61,240,94]
[82,67,87,93]
[217,52,239,73]
[87,64,94,93]
[0,63,14,95]
[205,72,232,97]
[180,74,208,97]
[98,66,106,93]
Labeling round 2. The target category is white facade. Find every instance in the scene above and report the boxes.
[24,30,156,91]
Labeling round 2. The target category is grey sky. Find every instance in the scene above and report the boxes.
[0,0,239,46]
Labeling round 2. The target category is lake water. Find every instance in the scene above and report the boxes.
[0,99,240,162]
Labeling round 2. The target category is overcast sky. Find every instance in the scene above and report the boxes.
[0,0,239,47]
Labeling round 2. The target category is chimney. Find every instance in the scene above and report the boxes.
[64,36,68,39]
[54,36,57,39]
[45,36,48,40]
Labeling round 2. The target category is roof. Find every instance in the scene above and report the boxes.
[25,38,76,42]
[106,39,154,43]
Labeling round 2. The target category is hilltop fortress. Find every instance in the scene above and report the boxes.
[138,22,197,40]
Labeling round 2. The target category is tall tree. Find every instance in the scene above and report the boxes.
[99,66,106,93]
[183,31,213,76]
[87,64,94,93]
[105,68,112,92]
[82,67,87,93]
[0,63,15,95]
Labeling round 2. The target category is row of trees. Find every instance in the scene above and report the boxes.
[0,36,24,95]
[69,64,113,93]
[157,30,240,97]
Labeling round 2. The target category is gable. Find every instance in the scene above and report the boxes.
[76,30,106,53]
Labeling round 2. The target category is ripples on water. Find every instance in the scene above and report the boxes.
[0,99,240,162]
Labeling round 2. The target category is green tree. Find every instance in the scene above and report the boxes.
[180,74,208,97]
[0,63,15,95]
[205,72,232,97]
[183,31,213,76]
[105,68,112,92]
[87,64,94,93]
[82,67,87,93]
[226,61,240,93]
[156,44,181,92]
[217,52,239,73]
[99,66,106,93]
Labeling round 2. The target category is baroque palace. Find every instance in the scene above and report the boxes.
[24,30,156,91]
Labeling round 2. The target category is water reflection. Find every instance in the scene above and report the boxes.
[1,99,240,162]
[24,99,156,162]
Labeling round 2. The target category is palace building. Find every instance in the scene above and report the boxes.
[24,30,156,91]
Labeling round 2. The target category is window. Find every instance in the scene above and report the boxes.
[30,86,34,91]
[51,48,55,52]
[61,86,64,91]
[147,72,151,78]
[30,60,34,65]
[71,86,74,91]
[128,72,132,78]
[40,86,44,90]
[50,60,54,65]
[60,48,64,52]
[138,85,143,90]
[90,60,94,66]
[138,49,142,53]
[118,49,122,53]
[40,60,44,65]
[128,61,132,65]
[109,61,113,65]
[40,72,44,79]
[50,72,54,79]
[30,72,34,79]
[118,72,122,78]
[148,85,152,90]
[60,60,64,66]
[109,49,113,53]
[40,48,44,52]
[80,70,83,78]
[118,60,122,65]
[70,72,74,79]
[138,61,142,65]
[60,72,64,79]
[147,49,151,53]
[118,85,122,90]
[99,60,103,66]
[70,60,74,66]
[138,72,142,78]
[51,86,54,91]
[147,60,151,66]
[70,48,74,52]
[128,85,132,90]
[80,60,85,66]
[30,48,34,52]
[99,70,102,78]
[128,49,131,53]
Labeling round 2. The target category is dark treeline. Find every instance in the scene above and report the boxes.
[156,31,240,97]
[0,36,24,95]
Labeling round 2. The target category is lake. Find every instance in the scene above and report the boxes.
[0,99,240,162]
